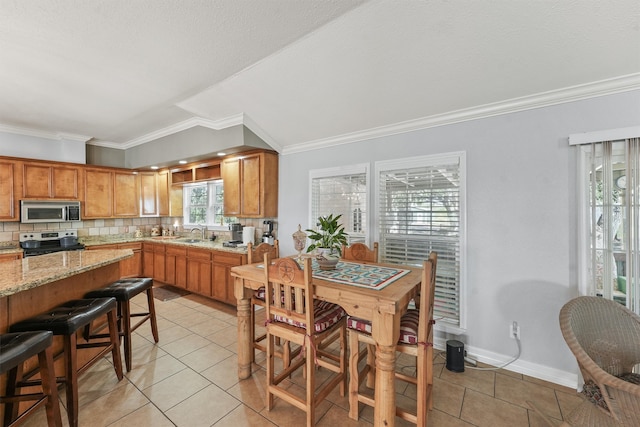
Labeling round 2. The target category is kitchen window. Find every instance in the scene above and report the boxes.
[183,180,236,227]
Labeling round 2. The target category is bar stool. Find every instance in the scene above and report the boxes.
[9,298,123,427]
[1,331,62,427]
[84,277,159,372]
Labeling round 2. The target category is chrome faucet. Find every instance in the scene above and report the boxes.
[190,227,204,240]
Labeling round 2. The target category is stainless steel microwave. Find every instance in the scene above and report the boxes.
[20,200,81,223]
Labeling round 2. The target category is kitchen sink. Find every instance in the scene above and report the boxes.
[179,239,201,243]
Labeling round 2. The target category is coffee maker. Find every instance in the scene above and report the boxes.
[262,220,275,244]
[230,223,243,242]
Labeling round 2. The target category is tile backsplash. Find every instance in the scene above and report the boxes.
[0,217,279,244]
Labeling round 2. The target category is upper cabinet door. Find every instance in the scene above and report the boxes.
[140,172,158,216]
[114,171,139,217]
[22,162,81,200]
[0,161,18,221]
[157,170,170,217]
[221,157,241,216]
[84,168,113,218]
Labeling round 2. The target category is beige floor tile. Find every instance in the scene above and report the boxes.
[77,382,150,426]
[438,365,496,396]
[206,324,241,347]
[152,323,192,345]
[174,309,217,328]
[201,353,240,390]
[460,388,530,427]
[495,372,562,418]
[433,376,466,417]
[179,341,234,372]
[142,368,210,411]
[187,316,233,336]
[164,384,240,427]
[160,332,211,358]
[125,353,188,389]
[226,370,270,412]
[316,403,372,426]
[427,409,476,426]
[214,404,279,426]
[107,403,175,426]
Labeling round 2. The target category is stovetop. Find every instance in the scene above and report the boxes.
[20,229,85,256]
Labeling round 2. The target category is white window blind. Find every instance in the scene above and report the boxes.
[376,153,465,328]
[309,165,368,244]
[577,137,639,313]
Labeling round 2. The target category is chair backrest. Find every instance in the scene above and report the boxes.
[560,296,640,376]
[247,240,280,264]
[341,242,379,263]
[264,254,314,330]
[417,252,437,344]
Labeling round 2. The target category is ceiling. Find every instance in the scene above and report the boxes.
[1,0,639,156]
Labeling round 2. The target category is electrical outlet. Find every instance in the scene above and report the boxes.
[509,321,521,339]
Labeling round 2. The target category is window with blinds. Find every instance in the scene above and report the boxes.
[375,153,466,329]
[577,136,639,313]
[309,165,369,244]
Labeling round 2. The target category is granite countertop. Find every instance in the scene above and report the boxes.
[81,236,249,254]
[0,249,133,297]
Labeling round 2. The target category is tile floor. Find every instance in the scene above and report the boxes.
[18,286,584,427]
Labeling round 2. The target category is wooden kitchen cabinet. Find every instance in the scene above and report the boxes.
[0,252,22,262]
[212,251,246,305]
[140,171,170,217]
[84,168,113,218]
[114,170,139,217]
[22,162,81,200]
[142,242,165,282]
[87,242,141,278]
[0,161,19,221]
[221,151,278,218]
[187,247,212,297]
[157,170,170,216]
[165,245,187,288]
[84,168,139,219]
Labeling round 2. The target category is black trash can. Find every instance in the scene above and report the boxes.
[446,340,465,372]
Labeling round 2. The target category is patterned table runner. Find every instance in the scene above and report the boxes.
[311,261,410,290]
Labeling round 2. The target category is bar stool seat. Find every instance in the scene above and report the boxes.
[1,331,62,427]
[84,277,159,371]
[10,298,123,427]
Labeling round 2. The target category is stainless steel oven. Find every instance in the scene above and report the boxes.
[19,230,85,257]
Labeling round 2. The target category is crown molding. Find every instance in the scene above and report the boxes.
[282,73,640,155]
[0,124,91,142]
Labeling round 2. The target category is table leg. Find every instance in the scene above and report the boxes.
[235,277,253,379]
[371,311,401,427]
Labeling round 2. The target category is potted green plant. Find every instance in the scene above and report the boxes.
[306,214,348,269]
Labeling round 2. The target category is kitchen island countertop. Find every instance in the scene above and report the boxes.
[0,249,133,297]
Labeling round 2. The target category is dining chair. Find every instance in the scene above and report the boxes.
[246,241,284,362]
[528,296,640,426]
[341,242,379,263]
[263,254,348,427]
[347,251,437,426]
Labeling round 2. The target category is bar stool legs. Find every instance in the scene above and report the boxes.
[1,331,62,427]
[9,298,123,427]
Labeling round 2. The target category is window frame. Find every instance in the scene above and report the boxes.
[182,180,235,230]
[374,152,467,333]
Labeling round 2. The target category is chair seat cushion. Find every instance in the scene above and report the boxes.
[85,278,153,301]
[0,331,53,373]
[10,298,117,336]
[582,373,640,410]
[273,301,346,333]
[347,309,421,345]
[254,286,266,301]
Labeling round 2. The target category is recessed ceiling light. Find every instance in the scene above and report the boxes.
[179,160,187,164]
[217,152,226,156]
[150,166,159,170]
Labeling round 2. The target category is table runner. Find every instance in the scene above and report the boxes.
[311,260,410,290]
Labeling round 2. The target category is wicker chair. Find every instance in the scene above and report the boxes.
[531,296,640,426]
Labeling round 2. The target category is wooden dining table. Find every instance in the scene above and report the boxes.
[231,257,423,427]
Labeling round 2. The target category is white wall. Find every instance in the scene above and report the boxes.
[0,131,86,163]
[277,89,640,388]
